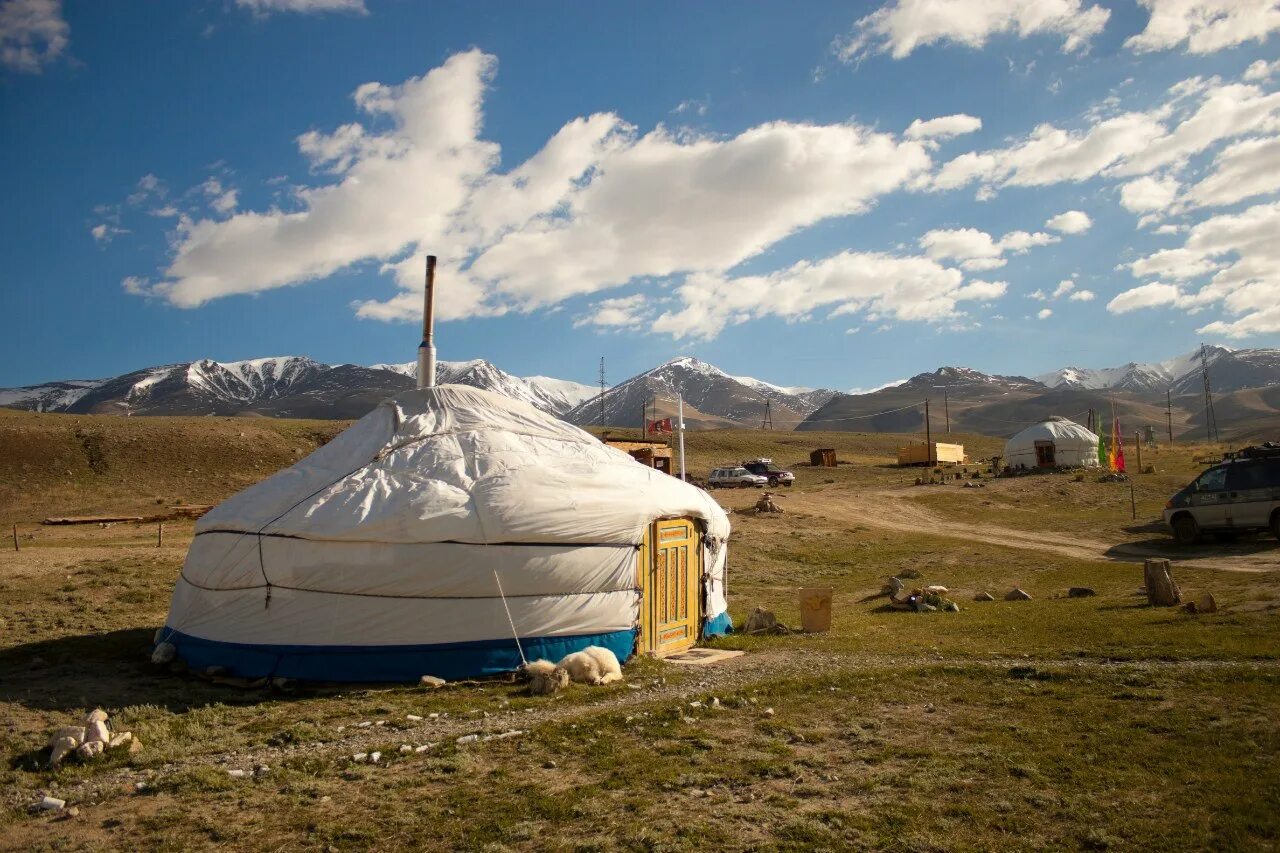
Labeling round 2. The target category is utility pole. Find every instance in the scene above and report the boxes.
[676,394,687,481]
[932,385,950,433]
[1166,390,1174,445]
[1134,431,1142,473]
[598,357,606,429]
[1200,343,1219,444]
[924,398,932,465]
[761,399,773,431]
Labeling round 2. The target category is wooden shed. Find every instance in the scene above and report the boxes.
[810,448,837,467]
[897,442,966,467]
[603,437,674,475]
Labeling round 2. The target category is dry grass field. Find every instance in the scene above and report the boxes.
[0,410,1277,850]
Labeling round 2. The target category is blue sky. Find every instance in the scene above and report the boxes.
[2,0,1279,391]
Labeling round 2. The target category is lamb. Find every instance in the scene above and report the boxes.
[557,645,623,686]
[522,659,569,696]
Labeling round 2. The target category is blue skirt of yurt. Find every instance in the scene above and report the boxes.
[163,628,637,683]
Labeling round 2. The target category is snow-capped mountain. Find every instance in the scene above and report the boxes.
[1033,345,1280,394]
[564,356,836,429]
[0,356,596,419]
[373,359,597,415]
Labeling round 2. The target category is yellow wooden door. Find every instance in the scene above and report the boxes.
[639,517,701,656]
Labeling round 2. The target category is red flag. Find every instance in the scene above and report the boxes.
[647,418,672,435]
[1114,416,1126,473]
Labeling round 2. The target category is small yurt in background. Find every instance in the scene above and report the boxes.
[1004,416,1100,469]
[158,385,731,682]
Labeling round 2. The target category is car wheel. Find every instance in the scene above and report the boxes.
[1171,514,1199,546]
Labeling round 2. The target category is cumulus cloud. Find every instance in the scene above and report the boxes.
[1182,135,1280,209]
[130,49,938,334]
[1244,58,1280,82]
[1116,201,1280,337]
[648,252,998,341]
[1045,210,1092,233]
[90,223,129,244]
[931,73,1280,196]
[1068,289,1096,301]
[835,0,1109,64]
[235,0,366,14]
[1119,174,1181,214]
[1126,0,1280,55]
[0,0,67,73]
[918,223,1064,270]
[1037,308,1053,319]
[573,294,649,329]
[905,114,982,140]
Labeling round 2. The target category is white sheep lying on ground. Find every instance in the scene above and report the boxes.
[522,646,623,695]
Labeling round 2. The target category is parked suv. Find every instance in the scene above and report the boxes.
[708,466,768,489]
[742,458,795,487]
[1163,444,1280,544]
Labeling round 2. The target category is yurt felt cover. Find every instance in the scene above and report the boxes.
[1004,417,1101,469]
[161,385,731,681]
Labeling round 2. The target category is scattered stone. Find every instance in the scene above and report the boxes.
[1005,588,1032,601]
[75,741,104,761]
[882,576,904,596]
[369,751,381,763]
[84,718,110,746]
[85,709,108,724]
[109,732,133,749]
[763,708,775,717]
[406,714,423,722]
[48,737,78,768]
[973,592,995,602]
[352,753,368,763]
[456,734,479,745]
[414,744,433,754]
[943,601,960,612]
[899,569,922,580]
[1068,587,1096,598]
[754,493,784,514]
[924,585,949,595]
[543,760,557,769]
[399,744,413,754]
[51,725,86,746]
[356,721,373,728]
[420,675,447,689]
[62,806,80,819]
[151,642,176,665]
[1185,593,1218,615]
[254,764,270,777]
[34,796,66,812]
[226,769,248,779]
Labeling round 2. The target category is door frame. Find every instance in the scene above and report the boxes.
[636,516,703,657]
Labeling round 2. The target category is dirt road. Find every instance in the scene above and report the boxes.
[789,486,1279,574]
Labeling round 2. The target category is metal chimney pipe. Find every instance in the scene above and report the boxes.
[417,255,437,389]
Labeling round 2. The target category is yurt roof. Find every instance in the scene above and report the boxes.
[196,384,729,546]
[1005,417,1099,448]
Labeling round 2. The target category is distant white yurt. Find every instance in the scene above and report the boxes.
[1004,416,1100,469]
[159,385,731,682]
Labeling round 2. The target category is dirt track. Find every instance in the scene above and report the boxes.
[789,486,1280,574]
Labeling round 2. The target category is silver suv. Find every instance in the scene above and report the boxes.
[1163,445,1280,544]
[708,466,768,489]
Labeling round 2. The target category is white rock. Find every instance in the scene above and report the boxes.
[428,713,440,719]
[413,744,432,754]
[352,753,368,762]
[35,796,66,812]
[48,737,78,768]
[108,732,133,749]
[369,751,381,763]
[375,720,387,727]
[399,744,412,754]
[49,726,85,748]
[226,769,248,779]
[85,709,109,724]
[456,734,479,745]
[356,721,372,728]
[75,741,104,761]
[85,721,111,745]
[406,714,423,722]
[763,708,775,717]
[420,675,446,688]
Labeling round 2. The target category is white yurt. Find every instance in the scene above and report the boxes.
[1003,416,1100,469]
[158,385,731,682]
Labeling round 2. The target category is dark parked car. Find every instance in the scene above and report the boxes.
[743,458,795,487]
[1163,444,1280,544]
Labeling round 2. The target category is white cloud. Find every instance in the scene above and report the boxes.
[905,114,982,140]
[90,223,128,244]
[127,173,166,206]
[650,251,989,341]
[672,97,709,117]
[918,224,1063,270]
[1126,0,1280,55]
[1037,307,1053,319]
[1068,289,1096,301]
[133,50,938,331]
[1119,201,1280,337]
[0,0,68,73]
[1044,209,1092,233]
[1119,174,1181,214]
[1183,135,1280,209]
[1244,58,1280,81]
[235,0,366,14]
[931,74,1280,195]
[836,0,1109,63]
[573,294,649,329]
[1052,279,1075,298]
